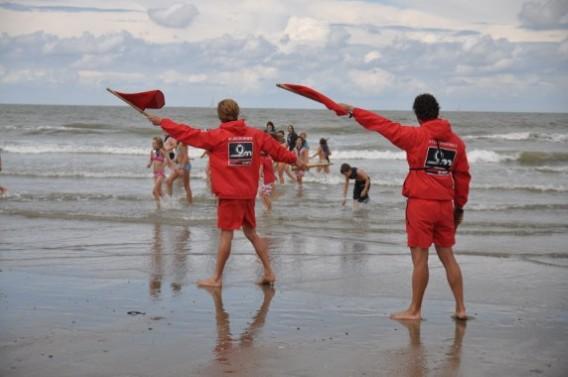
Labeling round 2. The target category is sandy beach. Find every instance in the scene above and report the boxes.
[1,215,567,377]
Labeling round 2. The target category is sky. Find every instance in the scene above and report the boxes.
[0,0,567,112]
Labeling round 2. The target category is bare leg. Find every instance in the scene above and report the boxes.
[242,225,275,285]
[152,177,164,201]
[166,170,181,196]
[435,246,467,319]
[262,193,272,212]
[197,230,234,288]
[391,247,429,320]
[183,171,193,204]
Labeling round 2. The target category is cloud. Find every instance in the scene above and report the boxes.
[147,3,199,29]
[348,68,393,94]
[519,0,568,30]
[0,2,140,13]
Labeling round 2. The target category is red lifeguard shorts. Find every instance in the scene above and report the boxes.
[217,199,256,230]
[406,198,455,248]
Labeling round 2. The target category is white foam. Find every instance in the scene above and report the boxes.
[467,149,517,163]
[332,150,406,160]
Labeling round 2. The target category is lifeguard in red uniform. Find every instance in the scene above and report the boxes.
[148,99,305,288]
[339,94,471,320]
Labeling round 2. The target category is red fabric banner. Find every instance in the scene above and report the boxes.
[276,83,348,116]
[111,89,165,110]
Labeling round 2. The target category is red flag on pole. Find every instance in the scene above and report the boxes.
[107,88,165,111]
[276,83,348,116]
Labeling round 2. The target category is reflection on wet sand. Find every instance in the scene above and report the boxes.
[202,286,275,375]
[393,319,467,377]
[149,224,191,298]
[149,223,163,298]
[171,226,190,294]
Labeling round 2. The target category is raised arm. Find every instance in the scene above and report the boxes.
[338,104,421,151]
[147,114,217,150]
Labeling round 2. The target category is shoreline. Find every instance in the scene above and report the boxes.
[1,216,567,376]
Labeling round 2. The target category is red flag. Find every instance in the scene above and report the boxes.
[108,89,165,111]
[276,83,348,116]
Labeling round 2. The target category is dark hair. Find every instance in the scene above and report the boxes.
[413,93,439,122]
[320,138,330,156]
[340,163,351,174]
[287,124,295,133]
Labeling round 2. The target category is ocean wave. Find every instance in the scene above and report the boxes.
[468,203,568,211]
[464,132,568,143]
[1,144,207,157]
[331,150,406,160]
[518,151,568,165]
[535,166,568,173]
[473,183,567,193]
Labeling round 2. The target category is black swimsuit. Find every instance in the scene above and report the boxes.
[350,167,370,203]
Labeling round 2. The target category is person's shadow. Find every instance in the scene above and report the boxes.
[394,319,467,377]
[201,286,276,374]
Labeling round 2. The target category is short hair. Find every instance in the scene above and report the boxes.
[340,163,351,174]
[217,99,240,122]
[413,93,440,122]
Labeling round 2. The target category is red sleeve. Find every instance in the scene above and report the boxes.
[159,118,218,150]
[453,142,471,208]
[352,108,422,151]
[260,132,297,164]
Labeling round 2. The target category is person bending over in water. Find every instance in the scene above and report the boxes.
[338,93,470,321]
[340,163,371,206]
[147,99,306,288]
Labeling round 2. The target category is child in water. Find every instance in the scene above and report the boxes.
[294,136,309,186]
[165,136,193,204]
[312,138,332,173]
[340,163,371,206]
[147,136,170,202]
[259,152,276,212]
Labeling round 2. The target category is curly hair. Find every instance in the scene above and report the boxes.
[413,93,440,122]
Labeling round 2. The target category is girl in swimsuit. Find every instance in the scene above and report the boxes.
[147,136,169,203]
[294,136,309,186]
[311,138,331,174]
[165,136,193,204]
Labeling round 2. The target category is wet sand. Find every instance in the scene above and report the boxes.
[1,215,567,377]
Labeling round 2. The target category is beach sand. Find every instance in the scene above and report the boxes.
[1,215,567,377]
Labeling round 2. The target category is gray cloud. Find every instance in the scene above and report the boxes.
[0,29,566,111]
[519,0,568,30]
[0,2,140,13]
[147,3,199,29]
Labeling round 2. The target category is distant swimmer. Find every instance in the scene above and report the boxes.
[338,93,471,321]
[0,148,6,195]
[147,99,307,288]
[340,163,371,206]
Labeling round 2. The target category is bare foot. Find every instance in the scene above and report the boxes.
[197,277,222,288]
[390,309,422,321]
[452,311,471,321]
[257,273,276,286]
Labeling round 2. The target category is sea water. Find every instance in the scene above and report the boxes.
[1,104,567,259]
